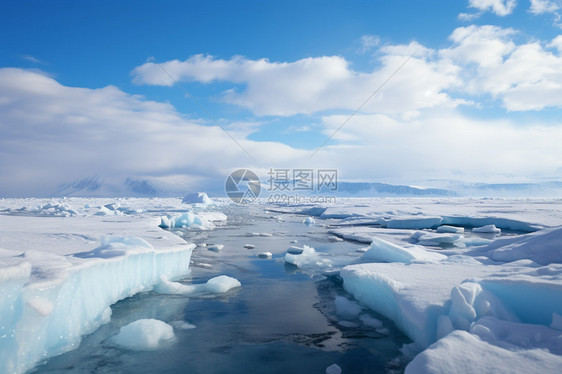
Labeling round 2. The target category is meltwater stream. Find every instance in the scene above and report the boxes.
[32,204,411,373]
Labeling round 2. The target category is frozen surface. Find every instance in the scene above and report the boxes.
[2,197,562,373]
[111,319,175,351]
[0,198,198,374]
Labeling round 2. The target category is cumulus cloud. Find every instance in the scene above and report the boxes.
[1,67,560,196]
[468,0,517,16]
[441,25,562,110]
[132,51,461,117]
[358,35,381,53]
[529,0,560,14]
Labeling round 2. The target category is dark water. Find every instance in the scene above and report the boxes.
[32,204,410,373]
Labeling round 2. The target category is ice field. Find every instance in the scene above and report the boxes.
[1,197,562,373]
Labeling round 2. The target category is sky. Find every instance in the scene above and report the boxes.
[1,0,562,196]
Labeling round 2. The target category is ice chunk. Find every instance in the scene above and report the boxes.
[303,216,316,225]
[341,260,496,347]
[335,296,362,319]
[410,231,463,246]
[361,237,446,263]
[32,202,79,217]
[206,244,224,252]
[326,363,342,374]
[436,225,464,234]
[154,275,241,296]
[472,224,501,234]
[159,211,215,230]
[181,192,213,205]
[284,245,335,270]
[258,252,272,259]
[287,246,304,255]
[244,244,255,249]
[111,319,175,351]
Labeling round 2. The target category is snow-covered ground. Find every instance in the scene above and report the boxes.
[0,197,231,373]
[1,197,561,373]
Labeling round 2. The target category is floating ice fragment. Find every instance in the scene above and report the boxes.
[472,224,501,234]
[111,319,175,351]
[359,314,383,329]
[258,252,272,259]
[436,225,465,234]
[304,216,316,225]
[287,246,304,255]
[326,363,342,374]
[244,244,255,249]
[170,320,196,330]
[335,296,362,319]
[154,275,241,296]
[206,244,224,252]
[159,211,215,230]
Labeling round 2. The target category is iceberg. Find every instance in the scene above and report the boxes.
[111,319,175,351]
[181,192,213,205]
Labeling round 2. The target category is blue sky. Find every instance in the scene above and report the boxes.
[1,0,562,196]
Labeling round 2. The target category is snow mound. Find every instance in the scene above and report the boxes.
[154,275,241,296]
[361,237,446,263]
[182,192,213,205]
[484,226,562,265]
[406,329,562,374]
[74,236,153,258]
[111,319,175,351]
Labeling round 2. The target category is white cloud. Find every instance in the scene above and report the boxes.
[318,111,562,183]
[441,25,562,110]
[133,50,461,117]
[1,67,561,196]
[358,35,381,53]
[467,0,517,16]
[0,68,304,196]
[529,0,560,14]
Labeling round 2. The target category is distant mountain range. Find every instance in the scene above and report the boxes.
[55,176,161,197]
[54,176,562,198]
